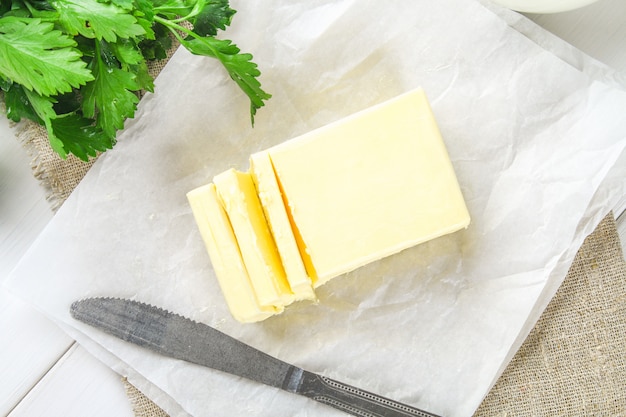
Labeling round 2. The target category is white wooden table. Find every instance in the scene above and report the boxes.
[1,1,625,416]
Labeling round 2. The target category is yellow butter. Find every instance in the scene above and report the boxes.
[186,184,276,323]
[267,88,470,285]
[250,152,316,301]
[188,87,470,322]
[213,169,295,308]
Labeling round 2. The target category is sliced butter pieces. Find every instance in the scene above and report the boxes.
[188,88,470,323]
[213,169,295,308]
[250,152,316,301]
[186,184,277,323]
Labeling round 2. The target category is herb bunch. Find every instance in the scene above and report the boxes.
[0,0,270,160]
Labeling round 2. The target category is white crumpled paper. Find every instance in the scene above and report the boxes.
[6,0,626,416]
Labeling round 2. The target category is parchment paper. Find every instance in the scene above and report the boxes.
[6,1,626,416]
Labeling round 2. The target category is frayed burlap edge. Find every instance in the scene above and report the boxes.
[15,119,98,211]
[123,378,170,417]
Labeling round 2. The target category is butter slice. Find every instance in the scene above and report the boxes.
[213,169,295,308]
[267,88,470,285]
[186,184,276,323]
[250,151,316,301]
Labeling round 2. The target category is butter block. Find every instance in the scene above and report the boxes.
[250,152,316,301]
[267,88,470,285]
[186,184,276,323]
[188,87,470,322]
[213,169,295,308]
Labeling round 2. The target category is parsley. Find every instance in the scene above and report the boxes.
[0,0,271,160]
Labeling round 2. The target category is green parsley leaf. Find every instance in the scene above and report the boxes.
[2,82,41,123]
[50,0,146,42]
[132,60,155,93]
[152,0,195,20]
[181,36,271,124]
[110,38,144,67]
[138,22,172,60]
[108,0,134,10]
[0,16,93,96]
[133,0,156,22]
[192,0,235,37]
[1,0,271,160]
[81,40,140,137]
[50,113,114,161]
[22,87,67,157]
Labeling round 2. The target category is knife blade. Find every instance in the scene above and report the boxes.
[70,297,441,417]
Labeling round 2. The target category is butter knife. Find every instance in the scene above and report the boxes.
[70,297,441,417]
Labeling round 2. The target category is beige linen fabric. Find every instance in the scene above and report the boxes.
[16,122,96,210]
[475,213,626,417]
[12,47,625,417]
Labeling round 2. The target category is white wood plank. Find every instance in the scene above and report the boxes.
[0,91,131,417]
[8,343,134,417]
[525,0,626,71]
[0,107,70,416]
[0,289,74,416]
[0,117,53,279]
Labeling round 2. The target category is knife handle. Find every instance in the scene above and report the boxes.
[293,370,441,417]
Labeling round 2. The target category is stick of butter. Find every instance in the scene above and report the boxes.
[188,88,470,322]
[263,88,470,286]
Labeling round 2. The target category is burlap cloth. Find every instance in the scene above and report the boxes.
[13,51,625,417]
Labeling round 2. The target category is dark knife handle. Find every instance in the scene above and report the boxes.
[294,370,441,417]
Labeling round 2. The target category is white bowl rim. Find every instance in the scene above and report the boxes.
[487,0,600,13]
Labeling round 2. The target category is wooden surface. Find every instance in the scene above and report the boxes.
[524,0,626,70]
[1,2,625,416]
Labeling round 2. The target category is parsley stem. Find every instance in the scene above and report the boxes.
[153,15,219,58]
[153,16,195,40]
[20,1,53,20]
[22,1,36,15]
[152,5,203,25]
